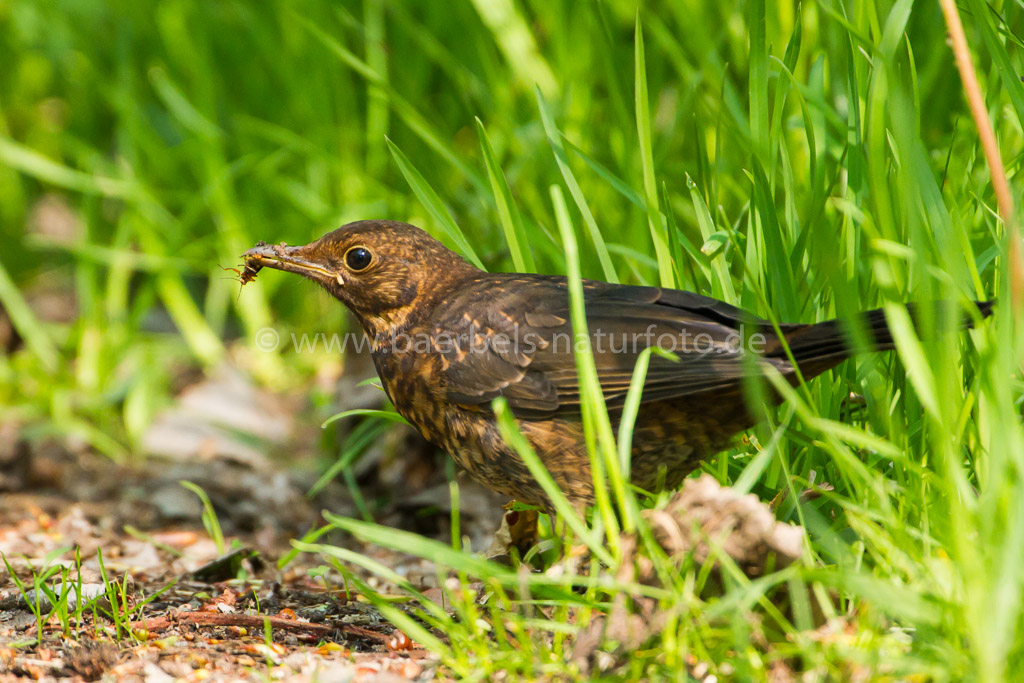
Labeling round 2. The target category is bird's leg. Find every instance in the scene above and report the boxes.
[485,505,541,566]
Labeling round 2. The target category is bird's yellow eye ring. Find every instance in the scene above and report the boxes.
[345,246,373,271]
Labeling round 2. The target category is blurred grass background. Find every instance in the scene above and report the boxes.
[0,0,1012,451]
[2,0,1024,677]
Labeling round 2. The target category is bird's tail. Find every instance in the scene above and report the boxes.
[767,300,994,365]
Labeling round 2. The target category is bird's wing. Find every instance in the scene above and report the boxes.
[436,278,790,419]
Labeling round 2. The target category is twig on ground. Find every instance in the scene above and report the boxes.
[131,611,394,643]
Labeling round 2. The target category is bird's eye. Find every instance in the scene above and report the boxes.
[344,246,373,271]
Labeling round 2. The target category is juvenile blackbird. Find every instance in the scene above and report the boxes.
[244,220,991,510]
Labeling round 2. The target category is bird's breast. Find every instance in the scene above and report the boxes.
[370,343,450,444]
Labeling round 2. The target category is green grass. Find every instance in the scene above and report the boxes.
[2,547,163,646]
[2,0,1024,679]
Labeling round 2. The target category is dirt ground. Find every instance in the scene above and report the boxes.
[0,364,510,682]
[0,441,519,682]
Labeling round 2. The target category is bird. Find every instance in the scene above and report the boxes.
[242,220,991,511]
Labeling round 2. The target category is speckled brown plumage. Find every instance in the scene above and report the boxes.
[244,220,992,510]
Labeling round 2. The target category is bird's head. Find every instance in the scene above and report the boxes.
[243,220,479,335]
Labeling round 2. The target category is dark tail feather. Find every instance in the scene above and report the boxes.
[769,300,994,365]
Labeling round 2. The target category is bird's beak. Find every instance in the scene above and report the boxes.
[242,242,345,286]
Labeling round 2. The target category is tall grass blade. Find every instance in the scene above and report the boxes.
[634,15,674,288]
[386,138,486,270]
[535,89,619,283]
[476,118,536,272]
